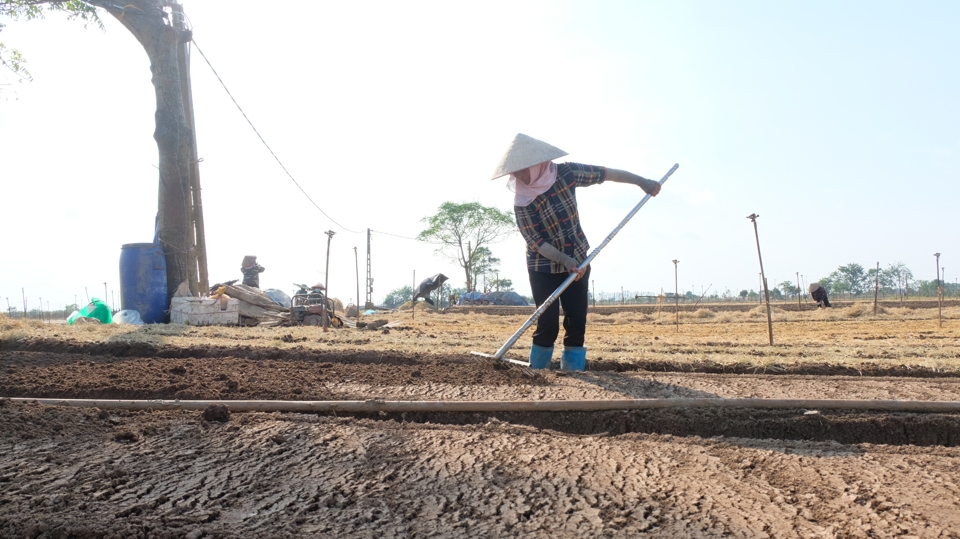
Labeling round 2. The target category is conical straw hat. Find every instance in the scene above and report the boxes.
[490,133,568,180]
[808,282,821,293]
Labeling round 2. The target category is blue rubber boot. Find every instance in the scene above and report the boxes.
[560,346,587,372]
[529,344,555,370]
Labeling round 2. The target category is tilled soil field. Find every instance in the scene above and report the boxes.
[1,310,959,538]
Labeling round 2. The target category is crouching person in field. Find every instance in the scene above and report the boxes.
[809,282,831,308]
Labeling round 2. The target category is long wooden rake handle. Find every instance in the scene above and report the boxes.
[484,163,679,361]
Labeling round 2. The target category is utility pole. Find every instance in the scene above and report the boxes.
[672,260,680,332]
[353,246,360,327]
[934,253,942,328]
[747,214,774,345]
[323,230,336,330]
[172,3,208,295]
[365,229,373,308]
[104,282,108,303]
[412,270,416,321]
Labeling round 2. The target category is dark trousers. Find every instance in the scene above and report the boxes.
[528,266,591,348]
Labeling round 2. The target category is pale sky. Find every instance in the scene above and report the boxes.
[1,1,958,313]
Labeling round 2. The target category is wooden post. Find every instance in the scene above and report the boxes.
[873,262,880,315]
[796,272,801,310]
[747,214,774,345]
[935,253,942,328]
[172,4,208,295]
[323,230,336,330]
[672,260,680,332]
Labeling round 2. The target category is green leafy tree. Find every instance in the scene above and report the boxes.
[470,246,499,292]
[886,262,913,297]
[739,289,748,300]
[778,281,798,297]
[418,202,515,292]
[912,279,938,297]
[826,270,849,297]
[382,285,413,309]
[866,266,896,293]
[836,263,868,295]
[489,277,513,292]
[3,1,204,299]
[1,1,101,84]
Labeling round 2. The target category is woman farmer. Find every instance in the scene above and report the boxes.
[491,133,661,371]
[808,282,831,308]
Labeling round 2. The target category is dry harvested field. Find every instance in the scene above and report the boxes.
[1,301,960,538]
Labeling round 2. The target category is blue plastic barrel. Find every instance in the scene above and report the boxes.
[119,243,168,324]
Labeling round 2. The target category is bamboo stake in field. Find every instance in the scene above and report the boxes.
[935,252,942,328]
[796,272,801,310]
[747,214,774,345]
[873,261,880,315]
[672,260,680,332]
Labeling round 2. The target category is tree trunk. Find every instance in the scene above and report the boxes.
[94,0,196,301]
[462,241,473,292]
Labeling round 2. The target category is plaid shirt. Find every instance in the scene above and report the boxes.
[515,162,606,273]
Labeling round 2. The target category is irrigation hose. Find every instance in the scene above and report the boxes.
[6,398,960,414]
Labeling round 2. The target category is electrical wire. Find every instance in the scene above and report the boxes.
[191,39,363,234]
[370,229,443,245]
[191,39,449,246]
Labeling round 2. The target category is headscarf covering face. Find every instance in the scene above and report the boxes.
[509,161,558,206]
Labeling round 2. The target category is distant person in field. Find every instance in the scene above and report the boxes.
[412,273,449,306]
[241,256,265,288]
[491,133,661,371]
[809,282,831,308]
